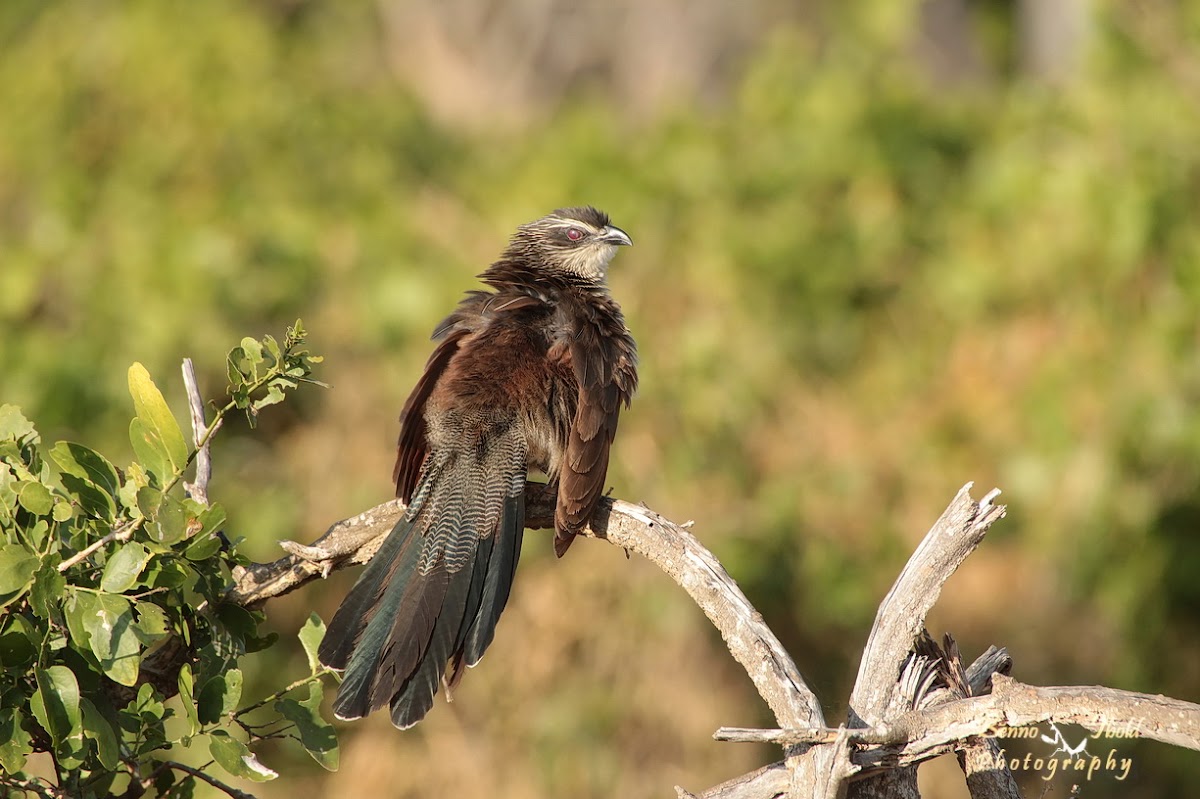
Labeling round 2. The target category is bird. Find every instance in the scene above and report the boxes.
[318,206,638,729]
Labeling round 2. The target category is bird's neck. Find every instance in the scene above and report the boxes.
[481,258,610,302]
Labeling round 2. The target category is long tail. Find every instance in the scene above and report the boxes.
[318,438,526,729]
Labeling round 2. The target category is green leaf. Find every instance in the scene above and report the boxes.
[32,665,81,745]
[141,557,189,590]
[80,697,119,771]
[0,405,35,441]
[128,363,189,479]
[117,462,151,517]
[251,383,285,412]
[136,483,163,519]
[50,441,120,521]
[209,730,278,782]
[64,589,97,653]
[178,662,199,736]
[129,418,171,487]
[0,707,33,774]
[240,337,265,367]
[152,493,188,545]
[130,682,165,722]
[22,519,50,553]
[0,466,16,526]
[49,441,121,498]
[52,499,74,522]
[197,668,242,724]
[226,347,247,387]
[17,481,53,516]
[134,601,170,640]
[83,593,141,686]
[29,556,66,619]
[0,612,38,668]
[193,503,227,538]
[275,682,338,771]
[263,334,282,362]
[298,613,326,675]
[120,684,169,759]
[0,545,38,597]
[183,533,222,562]
[100,542,151,593]
[211,603,276,657]
[152,767,178,798]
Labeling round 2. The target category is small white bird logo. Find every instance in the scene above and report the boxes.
[1040,721,1090,758]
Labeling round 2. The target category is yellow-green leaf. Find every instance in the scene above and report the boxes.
[209,730,278,782]
[100,542,152,593]
[127,363,189,480]
[0,546,38,595]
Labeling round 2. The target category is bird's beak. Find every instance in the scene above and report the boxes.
[600,226,633,247]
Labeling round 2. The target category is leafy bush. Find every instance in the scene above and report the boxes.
[0,325,334,799]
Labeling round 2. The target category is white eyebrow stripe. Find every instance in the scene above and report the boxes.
[547,219,600,234]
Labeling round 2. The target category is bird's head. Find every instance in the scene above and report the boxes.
[507,206,632,282]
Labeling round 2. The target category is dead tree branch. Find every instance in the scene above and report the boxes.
[850,484,1005,727]
[181,357,217,504]
[233,483,823,732]
[846,484,1006,798]
[217,481,1200,798]
[715,675,1200,751]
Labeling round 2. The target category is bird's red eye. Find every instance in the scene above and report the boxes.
[566,227,584,242]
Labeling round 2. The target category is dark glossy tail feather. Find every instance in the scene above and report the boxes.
[388,559,473,728]
[318,512,419,673]
[320,439,526,728]
[324,518,426,720]
[463,488,524,665]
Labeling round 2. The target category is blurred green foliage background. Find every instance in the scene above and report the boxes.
[2,0,1198,796]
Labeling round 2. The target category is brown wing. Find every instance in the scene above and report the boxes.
[392,332,466,501]
[394,291,548,502]
[553,319,636,556]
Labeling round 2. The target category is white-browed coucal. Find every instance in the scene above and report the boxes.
[318,207,638,728]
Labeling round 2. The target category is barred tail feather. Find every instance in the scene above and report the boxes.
[317,511,418,673]
[322,434,527,729]
[463,489,525,665]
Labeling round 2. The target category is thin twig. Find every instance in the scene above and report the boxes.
[182,357,218,504]
[234,673,327,719]
[153,761,257,799]
[0,776,67,799]
[56,519,138,572]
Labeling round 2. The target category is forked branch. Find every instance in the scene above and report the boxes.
[222,482,1200,798]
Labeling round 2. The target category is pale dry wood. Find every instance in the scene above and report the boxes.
[586,497,824,730]
[788,725,855,799]
[849,483,1006,726]
[232,483,824,732]
[230,498,406,603]
[219,481,1200,799]
[939,635,1020,799]
[713,674,1200,757]
[846,484,1005,799]
[688,763,788,799]
[181,357,216,504]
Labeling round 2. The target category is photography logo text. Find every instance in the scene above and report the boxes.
[992,720,1138,781]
